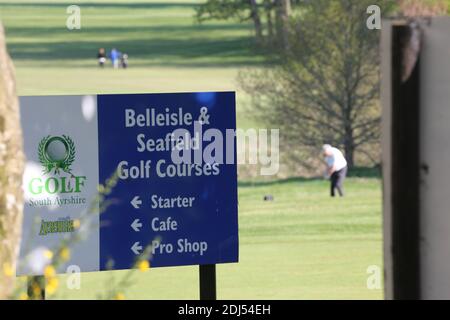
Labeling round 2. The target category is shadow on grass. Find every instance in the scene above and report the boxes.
[238,166,381,187]
[8,37,256,60]
[4,25,267,67]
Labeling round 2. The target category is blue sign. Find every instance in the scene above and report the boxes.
[97,92,238,270]
[18,92,238,275]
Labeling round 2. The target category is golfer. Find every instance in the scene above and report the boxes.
[322,144,348,197]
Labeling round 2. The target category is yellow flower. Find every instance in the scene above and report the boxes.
[18,293,28,300]
[59,247,71,261]
[45,277,59,295]
[43,250,53,260]
[44,265,56,278]
[114,293,125,300]
[137,260,150,272]
[2,262,14,277]
[73,219,81,229]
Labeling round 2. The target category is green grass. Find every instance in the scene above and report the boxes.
[50,177,383,300]
[0,0,262,129]
[2,1,383,299]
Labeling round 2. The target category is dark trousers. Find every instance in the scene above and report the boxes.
[330,166,347,197]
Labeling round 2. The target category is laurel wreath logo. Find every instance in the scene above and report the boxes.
[38,135,76,175]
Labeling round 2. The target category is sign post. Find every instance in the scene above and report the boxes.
[18,92,239,299]
[27,276,45,300]
[199,264,216,300]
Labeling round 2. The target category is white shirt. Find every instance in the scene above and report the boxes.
[325,147,347,171]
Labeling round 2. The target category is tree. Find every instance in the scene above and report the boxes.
[249,0,263,42]
[0,21,24,298]
[195,0,295,46]
[274,0,291,50]
[196,0,264,43]
[240,0,396,169]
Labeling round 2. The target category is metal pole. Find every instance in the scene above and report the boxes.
[199,264,216,300]
[27,275,45,300]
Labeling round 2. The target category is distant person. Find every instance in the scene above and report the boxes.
[97,48,106,68]
[120,53,128,69]
[322,144,348,197]
[110,48,120,69]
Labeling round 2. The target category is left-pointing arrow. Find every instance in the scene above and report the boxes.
[131,196,142,209]
[131,219,142,232]
[131,242,143,255]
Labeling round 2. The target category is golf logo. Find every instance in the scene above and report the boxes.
[38,135,75,175]
[27,134,88,210]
